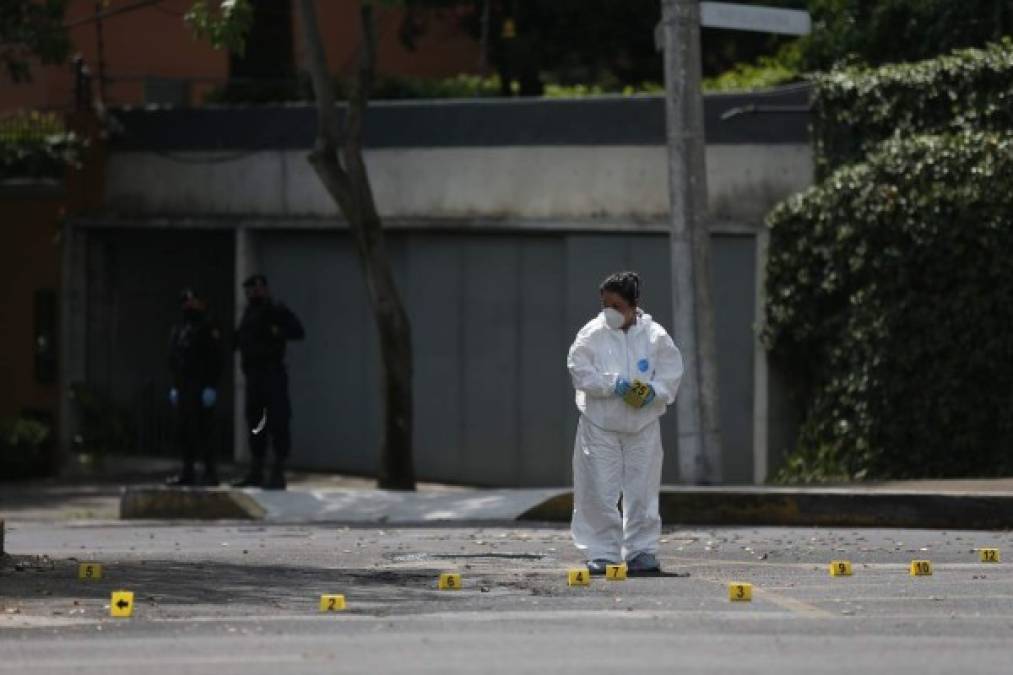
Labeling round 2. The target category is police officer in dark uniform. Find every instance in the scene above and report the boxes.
[233,274,305,490]
[167,289,224,486]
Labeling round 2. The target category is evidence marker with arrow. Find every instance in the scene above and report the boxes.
[110,591,134,618]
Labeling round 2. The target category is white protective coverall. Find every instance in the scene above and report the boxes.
[566,309,684,562]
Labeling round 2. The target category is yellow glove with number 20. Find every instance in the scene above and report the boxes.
[623,380,654,409]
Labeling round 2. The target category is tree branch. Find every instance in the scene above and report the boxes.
[296,0,348,192]
[345,1,376,152]
[342,1,381,223]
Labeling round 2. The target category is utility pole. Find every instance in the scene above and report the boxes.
[660,0,723,484]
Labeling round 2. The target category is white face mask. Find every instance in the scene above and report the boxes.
[603,307,626,330]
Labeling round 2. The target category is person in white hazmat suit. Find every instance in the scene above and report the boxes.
[567,271,684,575]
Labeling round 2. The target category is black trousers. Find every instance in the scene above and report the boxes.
[244,364,292,463]
[176,381,215,473]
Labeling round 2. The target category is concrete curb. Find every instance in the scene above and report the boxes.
[118,486,558,523]
[120,487,266,520]
[118,485,1013,529]
[517,487,1013,530]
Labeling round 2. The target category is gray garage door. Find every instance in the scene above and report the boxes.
[256,229,756,486]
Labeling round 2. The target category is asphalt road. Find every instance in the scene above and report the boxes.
[2,521,1013,674]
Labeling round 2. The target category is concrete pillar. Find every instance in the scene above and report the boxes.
[58,221,88,471]
[233,226,259,463]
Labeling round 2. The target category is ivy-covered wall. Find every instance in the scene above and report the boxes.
[765,41,1013,481]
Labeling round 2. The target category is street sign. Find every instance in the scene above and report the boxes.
[656,2,812,48]
[700,2,811,36]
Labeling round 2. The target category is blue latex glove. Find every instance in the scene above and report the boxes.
[169,387,179,408]
[201,387,217,409]
[642,384,656,407]
[614,377,632,397]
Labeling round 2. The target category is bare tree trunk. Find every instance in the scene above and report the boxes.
[296,0,415,490]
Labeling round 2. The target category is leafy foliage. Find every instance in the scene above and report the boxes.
[0,416,53,480]
[703,43,803,92]
[203,72,671,103]
[0,111,86,180]
[404,0,807,95]
[185,0,254,55]
[0,0,70,82]
[803,0,1013,70]
[811,39,1013,176]
[765,130,1013,482]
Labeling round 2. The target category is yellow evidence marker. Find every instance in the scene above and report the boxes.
[78,563,103,580]
[979,548,1001,563]
[567,568,591,586]
[438,572,462,590]
[319,594,346,612]
[110,591,134,618]
[829,560,853,577]
[606,563,628,581]
[623,380,653,408]
[728,582,753,602]
[909,560,933,576]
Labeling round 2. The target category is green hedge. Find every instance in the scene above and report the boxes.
[764,131,1013,482]
[703,42,803,93]
[0,416,52,480]
[811,39,1013,176]
[203,74,506,104]
[0,111,86,181]
[204,73,673,104]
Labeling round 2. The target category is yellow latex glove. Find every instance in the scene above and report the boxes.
[622,380,653,408]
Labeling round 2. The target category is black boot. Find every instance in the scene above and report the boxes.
[199,465,220,487]
[231,460,263,488]
[264,461,287,491]
[166,466,197,487]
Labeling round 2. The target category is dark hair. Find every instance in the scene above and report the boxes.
[242,273,268,289]
[599,271,641,306]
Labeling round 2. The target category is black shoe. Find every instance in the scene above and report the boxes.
[626,552,662,575]
[166,472,197,487]
[231,470,263,488]
[586,559,618,576]
[264,465,287,491]
[198,471,220,487]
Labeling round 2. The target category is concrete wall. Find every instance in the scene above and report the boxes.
[103,144,811,223]
[66,93,813,484]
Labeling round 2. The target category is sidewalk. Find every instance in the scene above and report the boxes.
[5,458,1013,529]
